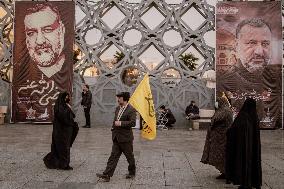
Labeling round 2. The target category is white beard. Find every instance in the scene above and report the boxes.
[33,51,55,67]
[244,60,269,73]
[29,46,60,67]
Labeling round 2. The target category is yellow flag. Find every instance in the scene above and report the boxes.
[129,74,156,140]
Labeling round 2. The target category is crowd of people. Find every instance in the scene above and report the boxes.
[43,87,262,188]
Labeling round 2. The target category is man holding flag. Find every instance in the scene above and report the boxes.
[96,92,136,182]
[96,73,156,182]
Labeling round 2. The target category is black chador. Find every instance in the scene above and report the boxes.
[43,92,79,170]
[226,98,262,189]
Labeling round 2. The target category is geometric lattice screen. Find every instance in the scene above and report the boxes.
[0,0,215,126]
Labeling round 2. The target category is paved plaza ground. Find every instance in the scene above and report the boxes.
[0,124,283,189]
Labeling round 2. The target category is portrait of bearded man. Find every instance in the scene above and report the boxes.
[217,17,282,128]
[24,4,66,78]
[12,2,74,123]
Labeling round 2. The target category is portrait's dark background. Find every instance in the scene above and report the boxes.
[216,1,282,128]
[12,1,75,123]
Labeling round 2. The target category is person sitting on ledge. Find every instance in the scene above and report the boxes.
[159,105,176,129]
[185,101,200,120]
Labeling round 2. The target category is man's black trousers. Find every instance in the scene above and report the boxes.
[84,107,91,126]
[103,138,136,177]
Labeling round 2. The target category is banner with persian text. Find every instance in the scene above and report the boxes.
[12,1,75,122]
[216,1,282,128]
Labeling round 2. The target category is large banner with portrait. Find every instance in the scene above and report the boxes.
[216,1,282,129]
[12,2,75,123]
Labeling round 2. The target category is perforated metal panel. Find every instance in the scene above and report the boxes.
[0,0,216,126]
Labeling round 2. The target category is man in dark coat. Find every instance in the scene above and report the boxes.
[81,84,92,128]
[226,98,262,189]
[185,101,200,120]
[96,92,136,182]
[43,92,79,170]
[159,105,176,129]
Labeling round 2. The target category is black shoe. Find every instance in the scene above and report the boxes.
[59,166,73,170]
[216,173,226,179]
[238,186,251,189]
[83,125,90,128]
[126,174,135,179]
[226,179,231,184]
[96,173,110,182]
[45,165,56,169]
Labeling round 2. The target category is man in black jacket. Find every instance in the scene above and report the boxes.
[185,101,200,120]
[159,105,176,129]
[81,84,92,128]
[96,92,136,182]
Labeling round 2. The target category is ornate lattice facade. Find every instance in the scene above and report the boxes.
[1,0,216,126]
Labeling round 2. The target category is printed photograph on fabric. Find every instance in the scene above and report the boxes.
[216,2,282,128]
[12,2,75,122]
[24,3,66,78]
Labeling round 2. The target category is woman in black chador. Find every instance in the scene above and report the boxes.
[43,92,79,170]
[226,98,262,189]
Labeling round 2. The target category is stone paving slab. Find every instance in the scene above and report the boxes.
[163,152,190,170]
[262,162,284,189]
[93,182,132,189]
[165,169,199,187]
[0,124,283,189]
[137,151,164,171]
[0,181,24,189]
[56,182,96,189]
[262,154,284,174]
[2,153,44,186]
[21,181,59,189]
[133,167,165,186]
[130,184,165,189]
